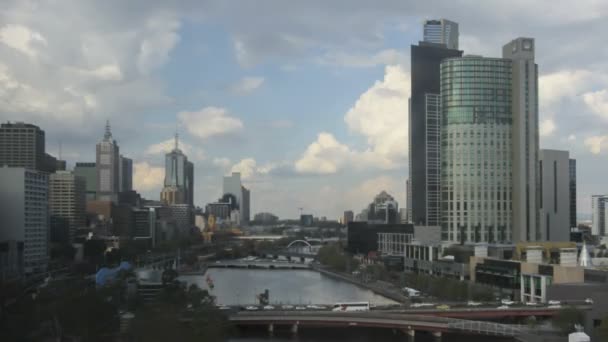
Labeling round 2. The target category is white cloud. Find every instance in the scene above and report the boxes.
[231,76,264,94]
[539,70,594,111]
[540,118,556,137]
[318,49,407,67]
[584,135,608,154]
[230,158,279,180]
[568,134,576,141]
[178,106,244,139]
[144,137,205,161]
[344,64,410,162]
[583,89,608,121]
[0,24,47,58]
[133,162,164,191]
[136,12,181,74]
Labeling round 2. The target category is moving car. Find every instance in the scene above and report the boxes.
[263,305,275,310]
[497,305,510,310]
[548,304,562,309]
[295,306,307,310]
[525,302,538,306]
[436,304,450,310]
[585,298,594,304]
[282,305,294,310]
[548,300,561,305]
[410,303,434,308]
[245,306,258,311]
[467,301,482,306]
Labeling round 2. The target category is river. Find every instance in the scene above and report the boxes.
[180,268,397,306]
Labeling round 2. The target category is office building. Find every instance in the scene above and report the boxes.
[539,150,571,241]
[0,240,23,281]
[0,122,59,173]
[96,121,120,202]
[343,211,354,225]
[346,222,414,255]
[241,186,250,225]
[0,167,49,274]
[168,204,193,235]
[423,19,459,49]
[440,56,513,243]
[206,202,231,221]
[119,155,133,192]
[222,172,251,224]
[592,195,608,236]
[569,159,577,229]
[74,162,97,200]
[49,171,86,243]
[406,179,412,223]
[300,214,314,227]
[503,38,540,242]
[161,133,194,206]
[409,24,462,226]
[366,191,399,224]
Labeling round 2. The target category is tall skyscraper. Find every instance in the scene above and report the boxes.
[74,162,97,200]
[96,121,120,202]
[503,38,540,242]
[343,210,354,225]
[592,195,608,236]
[569,159,577,229]
[440,56,513,243]
[409,21,462,226]
[0,122,46,171]
[119,155,133,192]
[539,150,571,241]
[0,167,49,274]
[241,185,250,225]
[161,133,194,207]
[49,171,86,242]
[423,19,459,49]
[223,172,243,211]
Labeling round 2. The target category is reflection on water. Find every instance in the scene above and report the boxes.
[180,268,397,306]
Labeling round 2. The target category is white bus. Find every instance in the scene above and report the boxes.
[332,302,370,312]
[402,287,420,297]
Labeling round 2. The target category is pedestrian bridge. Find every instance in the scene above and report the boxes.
[229,311,526,339]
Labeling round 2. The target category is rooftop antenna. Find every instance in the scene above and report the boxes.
[104,119,112,140]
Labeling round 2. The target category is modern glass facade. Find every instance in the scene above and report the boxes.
[569,159,577,229]
[440,56,513,243]
[423,19,459,50]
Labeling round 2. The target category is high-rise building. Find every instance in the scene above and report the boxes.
[96,121,120,202]
[409,25,462,226]
[161,133,194,207]
[241,186,250,225]
[440,56,513,243]
[569,159,577,229]
[592,195,608,236]
[503,38,540,242]
[49,171,86,243]
[222,172,250,224]
[119,155,133,192]
[74,162,97,200]
[343,210,354,225]
[0,167,49,274]
[423,19,459,49]
[0,122,45,171]
[539,150,571,241]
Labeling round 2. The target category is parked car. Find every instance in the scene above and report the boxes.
[245,306,258,311]
[282,305,294,310]
[436,304,450,310]
[548,304,562,309]
[525,302,538,306]
[497,305,510,310]
[548,300,561,305]
[467,301,482,306]
[501,299,515,305]
[295,306,306,310]
[263,305,275,310]
[585,298,594,304]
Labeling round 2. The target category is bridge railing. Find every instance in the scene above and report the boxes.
[447,318,524,336]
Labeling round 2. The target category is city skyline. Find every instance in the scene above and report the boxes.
[1,2,608,218]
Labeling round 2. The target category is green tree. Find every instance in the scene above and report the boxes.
[552,306,586,334]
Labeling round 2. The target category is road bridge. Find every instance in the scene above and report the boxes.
[229,311,526,340]
[208,260,311,270]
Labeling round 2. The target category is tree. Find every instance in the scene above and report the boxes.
[552,306,586,334]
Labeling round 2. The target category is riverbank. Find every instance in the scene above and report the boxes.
[311,264,408,304]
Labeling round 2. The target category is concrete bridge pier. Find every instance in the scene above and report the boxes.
[431,331,442,341]
[268,323,274,336]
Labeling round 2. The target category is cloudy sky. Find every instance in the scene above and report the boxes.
[1,1,608,219]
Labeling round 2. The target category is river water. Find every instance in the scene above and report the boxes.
[180,268,397,306]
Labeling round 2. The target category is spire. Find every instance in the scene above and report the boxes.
[174,131,179,151]
[104,119,112,141]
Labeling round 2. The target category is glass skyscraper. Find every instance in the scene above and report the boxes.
[161,133,194,207]
[440,56,513,243]
[423,19,459,50]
